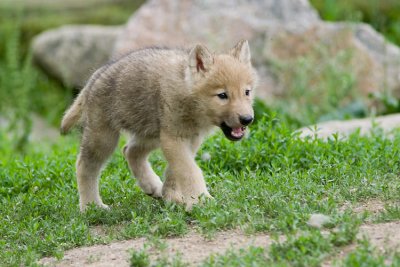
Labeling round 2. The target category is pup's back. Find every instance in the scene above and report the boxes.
[62,47,189,138]
[109,48,188,137]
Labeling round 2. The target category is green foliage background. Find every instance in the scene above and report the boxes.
[311,0,400,46]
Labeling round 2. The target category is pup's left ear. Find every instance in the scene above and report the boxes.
[230,39,251,65]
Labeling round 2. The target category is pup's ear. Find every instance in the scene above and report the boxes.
[189,44,213,73]
[230,39,251,65]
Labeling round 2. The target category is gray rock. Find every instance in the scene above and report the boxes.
[32,25,122,88]
[112,0,319,100]
[31,0,400,103]
[112,0,400,103]
[30,114,60,143]
[0,114,59,143]
[262,22,400,100]
[113,0,319,57]
[307,214,331,228]
[298,113,400,139]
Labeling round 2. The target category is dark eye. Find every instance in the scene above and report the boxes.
[245,89,251,96]
[217,92,228,99]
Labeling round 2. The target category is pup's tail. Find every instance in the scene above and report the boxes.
[60,91,85,135]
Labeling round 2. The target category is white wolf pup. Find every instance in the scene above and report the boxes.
[61,40,258,211]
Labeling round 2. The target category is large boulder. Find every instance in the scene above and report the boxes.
[112,0,320,100]
[112,0,400,105]
[262,22,400,101]
[31,0,400,106]
[298,113,400,139]
[113,0,320,55]
[32,25,122,88]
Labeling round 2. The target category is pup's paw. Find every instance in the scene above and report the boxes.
[139,179,163,198]
[80,202,110,212]
[162,190,213,211]
[143,181,163,198]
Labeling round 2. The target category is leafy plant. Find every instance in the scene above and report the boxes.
[267,46,362,126]
[0,21,35,151]
[310,0,400,46]
[130,248,150,267]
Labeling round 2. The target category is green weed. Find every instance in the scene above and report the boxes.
[130,248,150,267]
[341,238,395,267]
[129,239,185,267]
[202,247,268,267]
[0,21,35,151]
[267,46,364,126]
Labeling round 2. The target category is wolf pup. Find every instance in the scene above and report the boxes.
[61,40,258,211]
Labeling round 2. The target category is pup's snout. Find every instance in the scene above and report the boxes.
[239,115,253,126]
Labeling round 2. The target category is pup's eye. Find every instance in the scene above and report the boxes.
[245,89,251,96]
[217,92,228,99]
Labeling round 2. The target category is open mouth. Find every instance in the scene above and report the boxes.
[220,122,246,141]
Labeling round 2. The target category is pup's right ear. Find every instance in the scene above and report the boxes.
[230,39,251,65]
[188,44,213,74]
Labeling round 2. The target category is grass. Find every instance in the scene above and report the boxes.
[199,237,400,267]
[130,241,185,267]
[310,0,400,46]
[1,112,400,265]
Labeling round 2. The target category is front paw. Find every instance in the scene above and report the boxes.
[162,186,212,210]
[140,179,163,198]
[80,201,110,212]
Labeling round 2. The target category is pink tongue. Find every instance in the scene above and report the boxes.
[231,127,244,138]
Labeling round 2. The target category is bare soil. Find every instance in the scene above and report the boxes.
[340,198,387,215]
[39,220,400,267]
[39,230,276,266]
[322,221,400,266]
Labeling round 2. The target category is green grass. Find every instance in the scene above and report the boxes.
[199,238,400,267]
[202,246,269,267]
[310,0,400,46]
[340,238,400,267]
[1,112,400,265]
[130,241,185,267]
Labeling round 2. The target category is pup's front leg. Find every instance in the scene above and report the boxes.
[160,132,211,209]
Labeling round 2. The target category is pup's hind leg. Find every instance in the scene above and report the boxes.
[123,138,163,198]
[77,127,119,211]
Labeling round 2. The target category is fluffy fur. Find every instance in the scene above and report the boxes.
[61,40,258,211]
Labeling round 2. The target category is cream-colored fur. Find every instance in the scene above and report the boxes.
[61,40,258,211]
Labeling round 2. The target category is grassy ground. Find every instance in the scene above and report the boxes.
[1,113,400,266]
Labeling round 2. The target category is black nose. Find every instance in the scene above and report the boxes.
[239,115,253,126]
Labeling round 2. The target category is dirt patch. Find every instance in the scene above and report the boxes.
[359,221,400,252]
[340,199,386,215]
[322,221,400,266]
[39,230,276,267]
[39,221,400,267]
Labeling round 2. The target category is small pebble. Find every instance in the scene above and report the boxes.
[307,213,331,228]
[201,152,211,161]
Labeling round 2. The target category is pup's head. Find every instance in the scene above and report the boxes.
[187,40,258,141]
